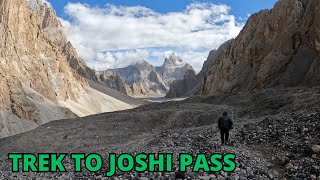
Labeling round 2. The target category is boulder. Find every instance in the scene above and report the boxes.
[311,145,320,153]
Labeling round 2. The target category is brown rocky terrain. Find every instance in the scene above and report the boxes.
[167,0,320,98]
[28,0,99,83]
[0,0,136,138]
[0,0,84,137]
[198,0,320,95]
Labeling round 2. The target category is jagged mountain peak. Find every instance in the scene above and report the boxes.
[133,60,154,72]
[163,53,185,67]
[135,60,152,67]
[99,55,195,97]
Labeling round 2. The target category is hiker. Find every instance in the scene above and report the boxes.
[218,112,233,145]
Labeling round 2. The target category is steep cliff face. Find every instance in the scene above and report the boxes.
[98,71,129,95]
[0,0,86,137]
[165,69,199,98]
[0,0,133,138]
[166,41,232,98]
[99,54,195,97]
[28,0,98,82]
[198,0,320,95]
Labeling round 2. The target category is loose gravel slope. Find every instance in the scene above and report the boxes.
[0,87,319,179]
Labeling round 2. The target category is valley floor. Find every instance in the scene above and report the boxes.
[0,86,319,179]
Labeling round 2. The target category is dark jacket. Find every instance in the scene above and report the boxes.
[218,116,233,130]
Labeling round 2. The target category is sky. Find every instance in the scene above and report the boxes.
[44,0,277,72]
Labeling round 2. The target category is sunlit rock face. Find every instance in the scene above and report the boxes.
[196,0,320,95]
[0,0,93,137]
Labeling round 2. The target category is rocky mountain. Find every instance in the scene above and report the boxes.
[166,69,200,98]
[156,53,194,89]
[165,48,226,98]
[28,0,98,83]
[197,0,320,95]
[0,0,135,138]
[98,53,195,97]
[168,0,320,97]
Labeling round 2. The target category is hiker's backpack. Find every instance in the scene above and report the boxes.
[220,116,233,130]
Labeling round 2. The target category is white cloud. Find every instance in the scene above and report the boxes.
[60,2,243,72]
[87,49,150,70]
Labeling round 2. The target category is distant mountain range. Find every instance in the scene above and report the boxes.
[97,53,195,97]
